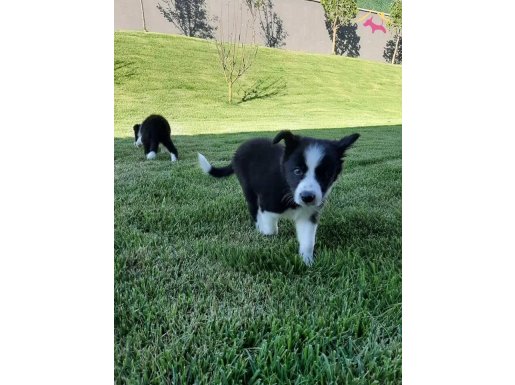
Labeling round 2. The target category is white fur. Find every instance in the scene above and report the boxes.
[294,145,324,206]
[146,151,157,160]
[284,206,318,265]
[279,205,316,221]
[198,153,212,174]
[295,218,317,266]
[256,210,279,235]
[135,135,143,147]
[256,206,318,265]
[170,153,177,162]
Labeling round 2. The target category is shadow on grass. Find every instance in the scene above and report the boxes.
[196,237,310,275]
[114,59,137,85]
[238,76,287,103]
[114,124,401,275]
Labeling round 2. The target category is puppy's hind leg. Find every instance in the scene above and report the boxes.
[162,137,179,162]
[145,141,159,160]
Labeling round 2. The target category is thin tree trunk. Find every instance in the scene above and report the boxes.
[392,33,400,64]
[229,82,233,103]
[139,0,147,32]
[332,25,337,54]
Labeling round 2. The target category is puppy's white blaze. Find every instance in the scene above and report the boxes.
[256,210,279,235]
[146,151,157,160]
[295,218,317,265]
[295,145,324,206]
[197,153,212,174]
[170,153,177,162]
[135,136,143,147]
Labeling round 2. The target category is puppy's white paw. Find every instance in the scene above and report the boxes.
[300,250,314,266]
[256,222,278,235]
[256,211,279,235]
[146,151,157,160]
[171,154,177,162]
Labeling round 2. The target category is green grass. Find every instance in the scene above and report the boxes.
[114,32,401,137]
[115,32,401,384]
[358,0,394,13]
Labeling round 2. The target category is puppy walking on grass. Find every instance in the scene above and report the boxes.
[198,130,359,265]
[133,114,179,161]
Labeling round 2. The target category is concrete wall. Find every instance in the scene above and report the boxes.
[114,0,400,64]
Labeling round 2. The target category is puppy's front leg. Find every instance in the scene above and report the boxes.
[295,218,317,266]
[256,210,279,235]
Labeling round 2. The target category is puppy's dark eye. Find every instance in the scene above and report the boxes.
[293,168,303,176]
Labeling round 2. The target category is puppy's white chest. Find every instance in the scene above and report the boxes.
[280,206,317,221]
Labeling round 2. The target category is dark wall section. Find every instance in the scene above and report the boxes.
[114,0,400,64]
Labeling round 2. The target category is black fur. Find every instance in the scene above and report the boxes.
[133,115,179,160]
[133,124,141,143]
[202,131,359,221]
[208,164,234,178]
[199,130,360,265]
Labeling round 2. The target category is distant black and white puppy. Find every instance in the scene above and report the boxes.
[197,130,360,265]
[133,114,179,161]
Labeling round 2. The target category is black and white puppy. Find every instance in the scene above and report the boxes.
[133,114,179,161]
[197,130,360,265]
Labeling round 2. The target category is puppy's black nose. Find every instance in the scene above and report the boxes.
[300,192,316,204]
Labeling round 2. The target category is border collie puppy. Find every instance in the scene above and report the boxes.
[198,130,360,265]
[133,114,179,161]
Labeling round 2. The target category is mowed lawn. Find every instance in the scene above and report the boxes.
[114,32,401,136]
[115,32,401,384]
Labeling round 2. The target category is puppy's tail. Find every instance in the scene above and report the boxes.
[198,153,234,178]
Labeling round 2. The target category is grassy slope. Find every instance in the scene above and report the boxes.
[115,32,401,384]
[115,32,401,136]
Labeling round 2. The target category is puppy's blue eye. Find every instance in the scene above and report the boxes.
[293,168,303,176]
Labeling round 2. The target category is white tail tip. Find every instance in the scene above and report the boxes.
[197,153,212,174]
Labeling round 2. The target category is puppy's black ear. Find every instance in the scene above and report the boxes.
[133,124,140,133]
[336,133,360,156]
[273,130,299,147]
